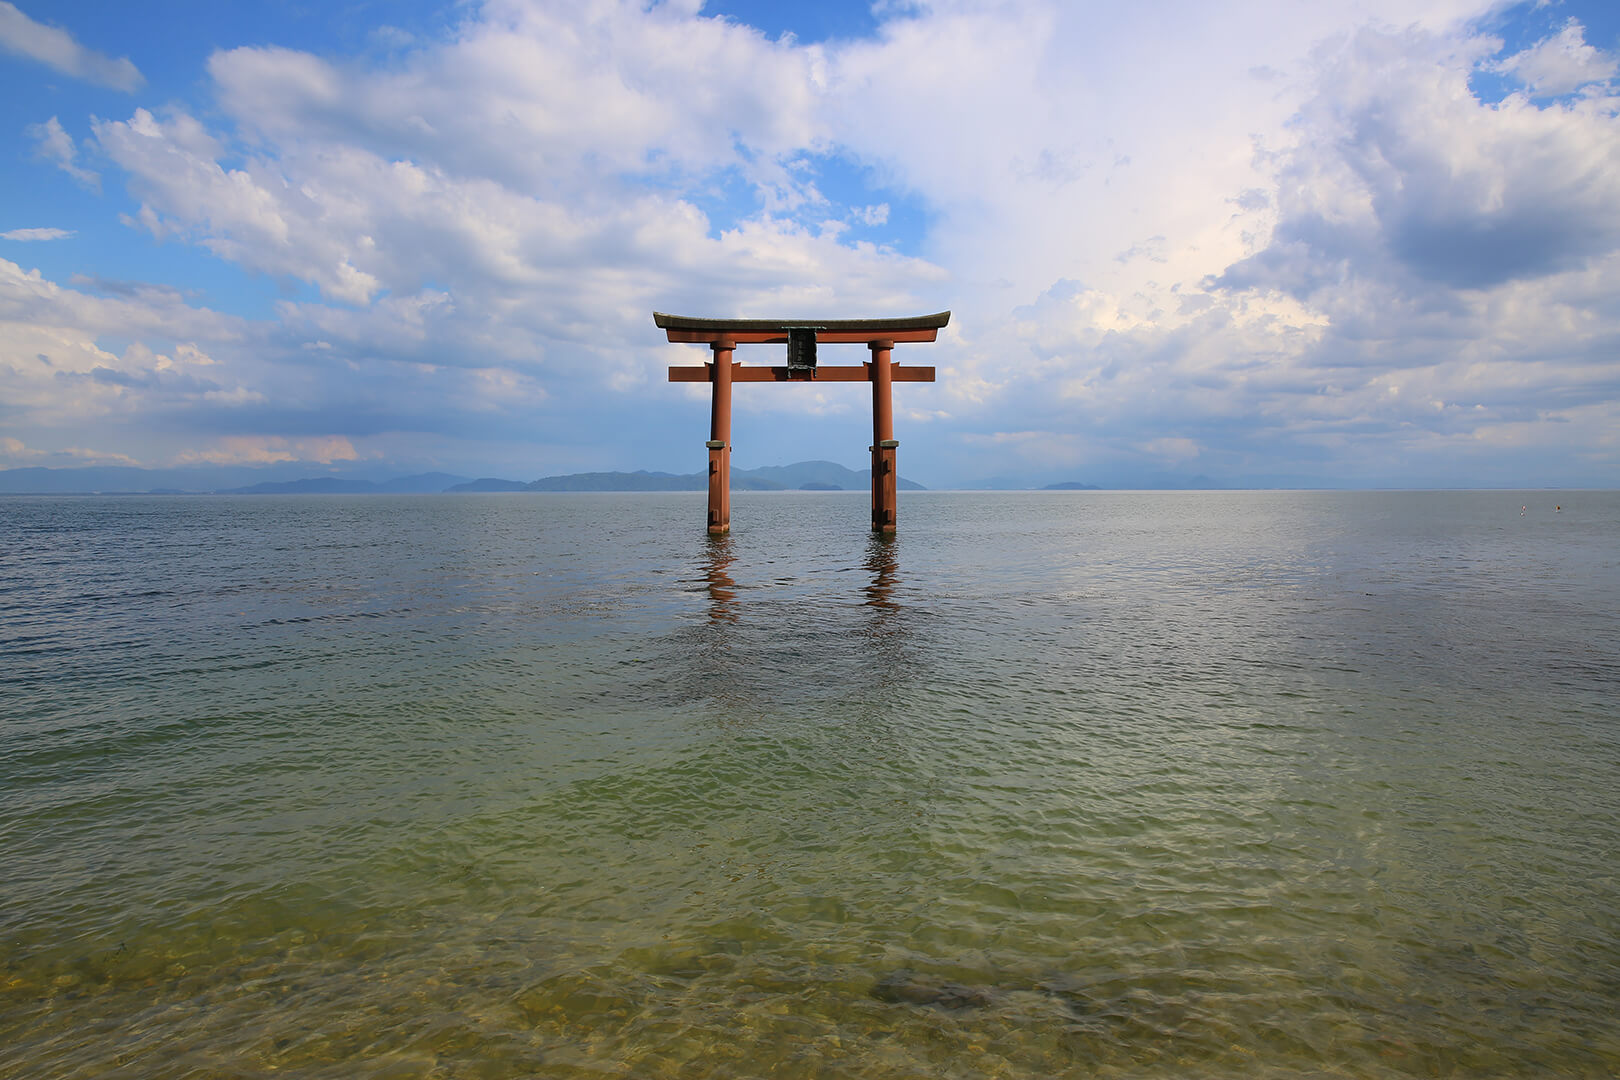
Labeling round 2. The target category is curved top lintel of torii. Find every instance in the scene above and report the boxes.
[653,311,950,345]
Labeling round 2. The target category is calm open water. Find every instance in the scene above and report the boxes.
[2,490,1618,1079]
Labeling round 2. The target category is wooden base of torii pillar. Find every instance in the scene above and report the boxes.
[657,312,949,534]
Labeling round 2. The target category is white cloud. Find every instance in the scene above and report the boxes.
[791,0,1619,478]
[1137,436,1202,463]
[205,0,827,200]
[1494,18,1618,97]
[1116,23,1620,483]
[90,80,946,373]
[0,434,138,467]
[0,2,144,91]
[818,0,1495,306]
[175,435,360,466]
[27,116,99,190]
[2,227,74,241]
[0,258,256,453]
[0,434,42,460]
[1221,25,1620,293]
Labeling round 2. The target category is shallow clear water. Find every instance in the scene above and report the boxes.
[2,490,1617,1078]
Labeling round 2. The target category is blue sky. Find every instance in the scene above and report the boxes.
[2,0,1618,488]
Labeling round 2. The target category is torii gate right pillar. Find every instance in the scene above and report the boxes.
[870,339,898,533]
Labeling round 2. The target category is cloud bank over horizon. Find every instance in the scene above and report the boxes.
[2,0,1617,488]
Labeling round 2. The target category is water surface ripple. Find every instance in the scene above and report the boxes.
[2,491,1617,1078]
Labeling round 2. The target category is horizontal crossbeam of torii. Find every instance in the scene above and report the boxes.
[657,311,950,534]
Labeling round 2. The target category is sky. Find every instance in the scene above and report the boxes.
[2,0,1618,489]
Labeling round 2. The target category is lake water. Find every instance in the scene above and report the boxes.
[2,490,1617,1079]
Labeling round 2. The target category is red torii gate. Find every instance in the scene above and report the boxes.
[657,311,949,534]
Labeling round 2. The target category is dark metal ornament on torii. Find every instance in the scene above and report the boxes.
[656,311,950,535]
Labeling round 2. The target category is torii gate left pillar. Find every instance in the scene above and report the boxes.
[658,312,949,534]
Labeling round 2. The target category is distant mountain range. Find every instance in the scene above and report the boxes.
[0,462,1241,493]
[0,461,924,494]
[449,477,529,492]
[219,473,469,495]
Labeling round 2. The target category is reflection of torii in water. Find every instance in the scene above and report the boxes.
[702,532,902,623]
[703,534,737,625]
[864,533,900,611]
[657,312,950,535]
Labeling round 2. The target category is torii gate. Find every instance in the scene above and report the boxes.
[657,311,949,534]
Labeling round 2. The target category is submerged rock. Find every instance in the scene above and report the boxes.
[869,970,1104,1021]
[870,971,995,1010]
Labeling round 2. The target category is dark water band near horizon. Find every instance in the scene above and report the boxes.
[2,490,1617,1079]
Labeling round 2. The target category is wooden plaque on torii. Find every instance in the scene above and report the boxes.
[656,311,949,534]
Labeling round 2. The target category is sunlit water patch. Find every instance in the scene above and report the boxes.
[2,491,1617,1078]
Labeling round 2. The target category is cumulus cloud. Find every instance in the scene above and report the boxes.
[89,74,946,370]
[0,257,260,459]
[0,2,144,91]
[1215,25,1620,294]
[879,13,1620,487]
[1493,18,1618,97]
[5,1,956,476]
[1143,24,1620,484]
[1301,27,1614,290]
[205,0,826,200]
